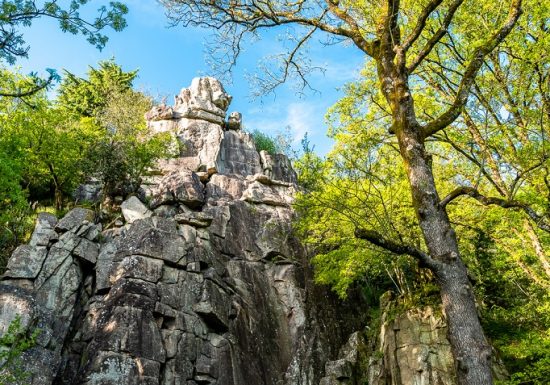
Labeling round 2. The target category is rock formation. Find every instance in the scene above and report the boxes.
[0,77,495,385]
[0,77,362,385]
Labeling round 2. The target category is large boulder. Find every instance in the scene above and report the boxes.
[121,196,152,223]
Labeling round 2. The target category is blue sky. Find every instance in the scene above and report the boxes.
[14,0,366,155]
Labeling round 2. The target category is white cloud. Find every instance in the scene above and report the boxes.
[243,100,327,152]
[286,102,317,143]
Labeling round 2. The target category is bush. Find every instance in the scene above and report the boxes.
[250,129,279,155]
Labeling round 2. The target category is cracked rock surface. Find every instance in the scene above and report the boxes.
[0,78,366,385]
[1,77,481,385]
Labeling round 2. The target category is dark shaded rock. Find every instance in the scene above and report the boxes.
[220,130,262,176]
[214,200,300,261]
[259,151,298,185]
[84,351,161,385]
[205,174,247,203]
[73,238,100,264]
[193,280,230,332]
[174,210,212,228]
[96,242,118,291]
[74,178,103,204]
[113,255,164,283]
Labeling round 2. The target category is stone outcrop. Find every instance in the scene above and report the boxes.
[0,77,365,385]
[0,77,489,385]
[365,298,457,385]
[318,292,508,385]
[146,78,265,178]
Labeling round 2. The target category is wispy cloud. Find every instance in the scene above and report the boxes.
[286,102,317,143]
[315,59,363,84]
[244,100,327,149]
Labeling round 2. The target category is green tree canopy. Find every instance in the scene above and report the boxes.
[58,60,174,199]
[58,59,138,117]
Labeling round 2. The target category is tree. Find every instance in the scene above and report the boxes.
[58,59,138,117]
[86,88,174,199]
[160,1,527,384]
[57,61,174,200]
[249,127,297,158]
[0,0,128,98]
[0,87,102,210]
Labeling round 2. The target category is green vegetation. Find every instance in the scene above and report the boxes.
[249,127,297,158]
[292,0,549,380]
[59,61,174,200]
[0,316,40,384]
[250,129,279,155]
[0,1,548,384]
[0,61,172,269]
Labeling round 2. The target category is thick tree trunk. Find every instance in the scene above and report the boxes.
[395,123,493,385]
[375,33,494,379]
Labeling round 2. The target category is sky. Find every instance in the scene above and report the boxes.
[14,0,366,155]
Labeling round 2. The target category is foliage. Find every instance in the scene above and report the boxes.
[250,129,279,155]
[0,65,59,99]
[0,1,128,98]
[58,59,138,117]
[0,76,103,209]
[265,0,550,380]
[88,81,172,197]
[0,146,30,269]
[294,119,429,299]
[0,62,171,270]
[0,315,40,385]
[56,61,174,199]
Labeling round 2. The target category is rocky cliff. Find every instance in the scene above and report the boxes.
[0,78,480,385]
[0,78,365,385]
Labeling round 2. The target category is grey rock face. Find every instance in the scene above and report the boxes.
[366,305,456,385]
[147,78,261,178]
[0,208,102,385]
[145,103,175,121]
[74,178,103,204]
[150,170,205,209]
[0,78,460,385]
[173,77,232,125]
[260,151,298,184]
[221,130,263,175]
